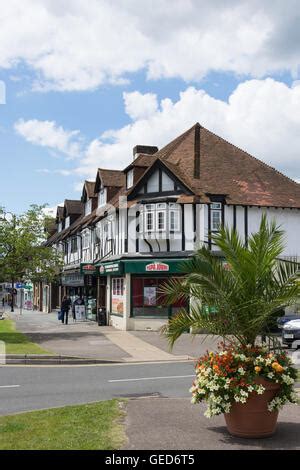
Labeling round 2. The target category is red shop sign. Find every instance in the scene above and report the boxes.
[145,262,169,272]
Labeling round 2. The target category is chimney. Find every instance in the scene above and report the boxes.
[133,145,158,159]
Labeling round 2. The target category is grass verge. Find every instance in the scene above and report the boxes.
[0,319,51,354]
[0,400,126,450]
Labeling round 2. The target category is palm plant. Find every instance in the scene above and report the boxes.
[162,215,300,348]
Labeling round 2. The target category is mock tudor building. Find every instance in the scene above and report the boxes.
[41,123,300,329]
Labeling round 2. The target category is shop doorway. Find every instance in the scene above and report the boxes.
[98,277,107,325]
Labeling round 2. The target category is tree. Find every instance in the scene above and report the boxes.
[0,205,63,311]
[162,215,300,348]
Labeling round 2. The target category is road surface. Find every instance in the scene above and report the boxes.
[0,361,195,415]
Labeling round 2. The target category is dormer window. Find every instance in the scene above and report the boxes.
[58,222,62,232]
[65,216,70,229]
[127,169,134,189]
[85,199,92,216]
[98,188,107,207]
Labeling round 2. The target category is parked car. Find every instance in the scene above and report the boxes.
[277,314,300,329]
[282,319,300,348]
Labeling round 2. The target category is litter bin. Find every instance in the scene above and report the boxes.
[98,307,107,326]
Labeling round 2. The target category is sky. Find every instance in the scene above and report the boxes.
[1,0,300,214]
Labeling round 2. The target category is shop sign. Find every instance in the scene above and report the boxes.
[81,263,97,275]
[145,262,169,272]
[123,259,188,274]
[98,262,123,276]
[61,273,84,287]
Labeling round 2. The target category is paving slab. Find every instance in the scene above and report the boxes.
[104,329,189,362]
[131,330,220,359]
[6,311,189,362]
[123,397,300,450]
[8,311,130,361]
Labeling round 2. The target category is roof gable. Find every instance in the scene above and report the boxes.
[95,168,125,193]
[127,158,194,199]
[81,181,96,202]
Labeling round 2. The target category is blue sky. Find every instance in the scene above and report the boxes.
[1,1,300,214]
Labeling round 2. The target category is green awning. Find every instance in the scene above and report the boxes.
[97,258,190,275]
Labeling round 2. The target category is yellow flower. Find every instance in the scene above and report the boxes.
[255,366,261,373]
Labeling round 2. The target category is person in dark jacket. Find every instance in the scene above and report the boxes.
[61,296,72,325]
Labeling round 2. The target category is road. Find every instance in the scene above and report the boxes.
[0,361,195,415]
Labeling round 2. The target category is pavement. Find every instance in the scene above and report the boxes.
[6,309,219,363]
[123,397,300,450]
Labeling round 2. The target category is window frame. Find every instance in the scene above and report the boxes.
[98,187,107,207]
[211,203,222,232]
[126,170,134,189]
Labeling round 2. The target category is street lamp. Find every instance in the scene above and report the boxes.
[0,211,16,312]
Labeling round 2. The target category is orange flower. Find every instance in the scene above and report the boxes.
[272,362,284,373]
[255,366,261,373]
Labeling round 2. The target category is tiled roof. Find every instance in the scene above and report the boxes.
[154,123,300,208]
[84,181,96,199]
[56,206,64,222]
[124,153,157,171]
[97,168,125,188]
[64,199,83,216]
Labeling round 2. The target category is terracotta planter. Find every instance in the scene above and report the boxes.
[224,377,281,438]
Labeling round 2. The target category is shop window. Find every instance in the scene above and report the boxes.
[112,277,124,296]
[131,276,187,318]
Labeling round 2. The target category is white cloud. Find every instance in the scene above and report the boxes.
[75,79,300,181]
[1,1,300,91]
[14,119,82,158]
[123,91,158,120]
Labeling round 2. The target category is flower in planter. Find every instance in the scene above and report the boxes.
[190,343,298,417]
[161,215,300,421]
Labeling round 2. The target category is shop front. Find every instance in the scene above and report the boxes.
[61,264,98,321]
[81,263,97,321]
[97,258,190,331]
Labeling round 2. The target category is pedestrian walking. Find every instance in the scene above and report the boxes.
[61,295,72,325]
